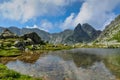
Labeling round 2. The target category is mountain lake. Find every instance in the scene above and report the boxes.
[6,48,120,80]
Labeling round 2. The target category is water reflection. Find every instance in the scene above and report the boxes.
[6,48,120,80]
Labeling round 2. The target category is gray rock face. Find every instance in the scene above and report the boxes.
[21,32,43,44]
[82,23,101,39]
[14,41,25,51]
[49,29,73,44]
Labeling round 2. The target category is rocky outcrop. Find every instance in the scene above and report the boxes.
[21,32,43,44]
[14,41,25,51]
[0,29,18,39]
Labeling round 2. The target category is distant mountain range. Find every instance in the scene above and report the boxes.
[0,23,101,44]
[0,27,51,41]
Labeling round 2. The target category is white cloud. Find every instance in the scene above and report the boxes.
[0,0,37,22]
[61,13,75,30]
[102,14,116,30]
[0,0,79,22]
[39,20,53,32]
[26,20,55,32]
[26,25,38,29]
[1,0,120,32]
[61,0,120,30]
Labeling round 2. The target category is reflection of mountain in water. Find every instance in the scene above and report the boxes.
[6,49,117,80]
[49,50,101,68]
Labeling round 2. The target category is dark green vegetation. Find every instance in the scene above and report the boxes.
[0,64,41,80]
[0,49,20,57]
[112,31,120,42]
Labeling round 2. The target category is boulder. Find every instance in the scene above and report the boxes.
[14,41,25,51]
[21,32,44,44]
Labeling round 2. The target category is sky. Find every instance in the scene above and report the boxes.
[0,0,120,33]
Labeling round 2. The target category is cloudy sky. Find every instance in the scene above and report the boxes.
[0,0,120,33]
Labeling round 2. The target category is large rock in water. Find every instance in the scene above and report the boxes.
[0,28,18,39]
[21,32,43,44]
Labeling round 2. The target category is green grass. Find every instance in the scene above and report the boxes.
[112,30,120,42]
[0,49,21,57]
[0,64,42,80]
[27,43,73,51]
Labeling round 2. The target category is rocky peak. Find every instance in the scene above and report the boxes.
[74,23,82,32]
[82,23,101,39]
[82,23,96,32]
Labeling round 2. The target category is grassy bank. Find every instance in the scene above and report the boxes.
[0,64,42,80]
[0,49,21,57]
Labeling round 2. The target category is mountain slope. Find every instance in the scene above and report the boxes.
[97,15,120,43]
[0,27,5,33]
[82,23,101,40]
[8,27,21,35]
[50,29,73,44]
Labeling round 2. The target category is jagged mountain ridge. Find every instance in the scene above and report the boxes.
[0,23,101,44]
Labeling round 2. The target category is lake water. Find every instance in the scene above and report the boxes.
[6,48,120,80]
